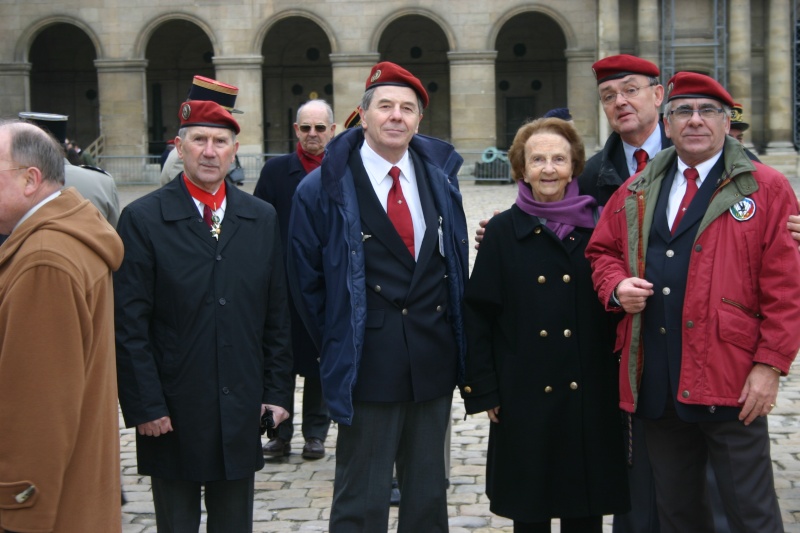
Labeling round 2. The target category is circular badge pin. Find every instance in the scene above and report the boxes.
[181,102,192,121]
[729,197,756,221]
[370,69,382,83]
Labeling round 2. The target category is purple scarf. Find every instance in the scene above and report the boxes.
[515,179,598,240]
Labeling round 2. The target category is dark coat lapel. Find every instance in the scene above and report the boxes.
[408,148,439,290]
[162,174,217,250]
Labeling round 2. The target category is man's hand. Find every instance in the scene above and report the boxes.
[263,404,289,427]
[474,210,501,250]
[485,406,500,424]
[737,364,781,426]
[788,197,800,250]
[615,277,654,314]
[137,416,173,437]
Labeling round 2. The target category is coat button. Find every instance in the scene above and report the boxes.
[539,330,548,337]
[375,285,381,293]
[563,329,572,337]
[562,274,571,283]
[402,309,408,315]
[464,386,472,394]
[218,298,226,305]
[216,254,222,261]
[686,321,694,328]
[682,390,690,398]
[436,305,443,312]
[570,382,578,390]
[695,245,702,252]
[666,250,674,257]
[534,227,542,234]
[662,287,671,295]
[537,275,546,284]
[222,387,230,394]
[659,327,666,334]
[544,386,553,393]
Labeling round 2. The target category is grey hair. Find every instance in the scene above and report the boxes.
[360,87,423,114]
[177,126,237,144]
[296,99,334,124]
[3,119,65,185]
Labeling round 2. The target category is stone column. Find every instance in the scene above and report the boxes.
[213,55,264,154]
[637,0,659,67]
[766,0,794,153]
[0,62,31,116]
[446,51,497,151]
[94,59,148,156]
[329,52,380,133]
[596,0,620,149]
[728,0,752,123]
[567,49,601,149]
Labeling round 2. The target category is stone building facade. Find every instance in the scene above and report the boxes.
[0,0,796,172]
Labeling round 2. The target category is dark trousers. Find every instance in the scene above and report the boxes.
[276,373,330,441]
[643,408,782,533]
[329,395,451,533]
[514,516,602,533]
[151,475,254,533]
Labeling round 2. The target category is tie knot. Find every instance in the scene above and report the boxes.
[684,167,699,182]
[634,149,648,164]
[389,166,401,182]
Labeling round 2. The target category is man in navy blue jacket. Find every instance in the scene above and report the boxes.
[288,62,468,533]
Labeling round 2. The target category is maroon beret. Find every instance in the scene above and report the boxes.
[179,100,240,134]
[592,54,660,84]
[666,72,734,108]
[365,61,429,109]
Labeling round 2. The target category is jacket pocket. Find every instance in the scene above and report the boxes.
[718,301,760,354]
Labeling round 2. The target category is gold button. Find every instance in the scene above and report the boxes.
[570,382,578,390]
[563,329,572,338]
[464,386,472,394]
[537,275,546,284]
[562,274,571,283]
[534,227,542,234]
[682,390,690,398]
[544,386,553,393]
[539,330,548,337]
[374,285,381,292]
[402,309,408,315]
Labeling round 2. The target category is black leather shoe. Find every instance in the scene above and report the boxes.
[262,437,290,457]
[302,437,325,459]
[390,478,401,506]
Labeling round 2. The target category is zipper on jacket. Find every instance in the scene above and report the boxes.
[721,297,763,319]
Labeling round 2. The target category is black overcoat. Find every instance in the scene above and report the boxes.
[115,175,293,481]
[253,153,319,376]
[462,204,629,522]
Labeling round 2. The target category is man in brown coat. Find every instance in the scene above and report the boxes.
[0,120,124,533]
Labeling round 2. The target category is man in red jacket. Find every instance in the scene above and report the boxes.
[586,72,800,532]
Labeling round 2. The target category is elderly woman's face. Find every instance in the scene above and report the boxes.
[523,132,573,202]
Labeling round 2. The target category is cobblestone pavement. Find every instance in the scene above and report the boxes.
[118,180,800,532]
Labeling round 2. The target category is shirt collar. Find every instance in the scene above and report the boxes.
[359,140,412,186]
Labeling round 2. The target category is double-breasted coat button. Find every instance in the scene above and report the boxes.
[569,382,578,390]
[218,298,226,305]
[666,250,674,257]
[659,327,666,334]
[222,387,230,394]
[544,386,553,393]
[374,285,381,292]
[464,386,472,394]
[562,274,571,283]
[537,276,546,284]
[402,309,408,315]
[682,390,690,398]
[436,305,443,312]
[563,329,572,337]
[662,287,671,295]
[539,330,548,337]
[534,227,542,234]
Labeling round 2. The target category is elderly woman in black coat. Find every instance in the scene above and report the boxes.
[461,118,629,532]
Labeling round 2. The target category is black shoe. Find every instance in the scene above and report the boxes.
[390,478,401,506]
[262,437,290,457]
[302,437,325,459]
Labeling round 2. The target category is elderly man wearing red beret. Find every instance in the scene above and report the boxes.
[287,61,468,532]
[115,99,293,532]
[586,71,800,532]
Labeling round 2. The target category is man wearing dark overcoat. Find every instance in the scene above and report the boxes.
[115,99,293,532]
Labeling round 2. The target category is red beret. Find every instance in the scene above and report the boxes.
[365,61,429,109]
[592,54,660,84]
[179,100,240,135]
[666,72,734,108]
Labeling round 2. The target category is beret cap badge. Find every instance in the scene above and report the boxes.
[181,103,192,121]
[370,70,382,83]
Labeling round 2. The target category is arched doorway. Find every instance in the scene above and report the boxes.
[377,15,450,142]
[262,18,333,154]
[145,20,214,154]
[29,23,99,148]
[495,12,567,149]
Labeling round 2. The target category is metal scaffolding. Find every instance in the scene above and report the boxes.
[660,0,728,85]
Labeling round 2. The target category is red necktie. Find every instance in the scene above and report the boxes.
[387,166,415,258]
[202,204,213,228]
[634,149,649,173]
[671,167,699,234]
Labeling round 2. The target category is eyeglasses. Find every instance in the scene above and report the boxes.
[599,83,655,106]
[668,106,726,121]
[0,160,29,173]
[298,124,328,133]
